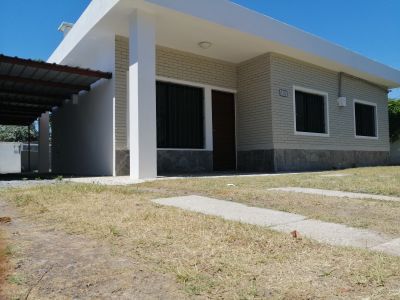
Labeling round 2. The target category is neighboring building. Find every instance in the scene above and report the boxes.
[0,143,22,174]
[48,0,400,178]
[391,140,400,165]
[0,142,44,174]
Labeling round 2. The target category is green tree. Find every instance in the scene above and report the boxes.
[0,124,38,142]
[388,99,400,142]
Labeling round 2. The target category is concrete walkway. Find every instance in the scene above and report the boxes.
[64,172,301,186]
[153,195,400,256]
[268,187,400,203]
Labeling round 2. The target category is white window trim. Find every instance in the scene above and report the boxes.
[156,76,237,151]
[156,76,237,94]
[157,148,209,151]
[353,99,379,140]
[292,85,330,137]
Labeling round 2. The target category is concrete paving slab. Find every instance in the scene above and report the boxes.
[66,176,148,186]
[153,195,305,227]
[268,187,400,202]
[272,219,389,248]
[371,238,400,256]
[153,195,398,256]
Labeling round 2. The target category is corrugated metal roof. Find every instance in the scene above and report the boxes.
[0,54,112,126]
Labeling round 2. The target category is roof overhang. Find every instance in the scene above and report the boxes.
[49,0,400,89]
[0,55,112,126]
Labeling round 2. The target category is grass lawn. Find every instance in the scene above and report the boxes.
[2,167,400,299]
[141,166,400,236]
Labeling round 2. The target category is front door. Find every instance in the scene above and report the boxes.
[212,91,236,171]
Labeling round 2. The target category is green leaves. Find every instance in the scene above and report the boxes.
[389,99,400,142]
[0,125,38,142]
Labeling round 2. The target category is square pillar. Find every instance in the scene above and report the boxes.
[129,9,157,179]
[38,112,50,173]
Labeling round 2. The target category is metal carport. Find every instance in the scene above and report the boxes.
[0,54,112,174]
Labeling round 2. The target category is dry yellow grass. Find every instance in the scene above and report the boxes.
[141,166,400,236]
[0,230,10,298]
[2,182,400,299]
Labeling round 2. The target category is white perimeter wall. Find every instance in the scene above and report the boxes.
[51,36,115,176]
[0,143,21,174]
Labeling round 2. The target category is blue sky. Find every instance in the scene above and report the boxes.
[0,0,399,98]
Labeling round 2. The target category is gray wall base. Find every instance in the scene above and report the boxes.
[115,150,213,176]
[274,149,389,172]
[115,150,130,176]
[158,150,213,174]
[117,148,388,176]
[237,150,274,172]
[237,149,389,172]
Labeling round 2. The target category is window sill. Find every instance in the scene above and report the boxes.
[294,131,330,138]
[157,148,210,151]
[355,135,378,140]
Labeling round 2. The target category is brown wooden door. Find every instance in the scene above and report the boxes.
[212,91,236,171]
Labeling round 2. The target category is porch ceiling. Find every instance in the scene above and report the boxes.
[53,0,400,89]
[0,55,112,126]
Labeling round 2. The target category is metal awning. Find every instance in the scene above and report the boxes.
[0,54,112,126]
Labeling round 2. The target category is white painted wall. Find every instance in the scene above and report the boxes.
[51,36,115,176]
[0,143,21,174]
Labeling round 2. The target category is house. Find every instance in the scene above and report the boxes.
[48,0,400,179]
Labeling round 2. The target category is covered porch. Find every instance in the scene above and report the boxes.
[0,55,112,176]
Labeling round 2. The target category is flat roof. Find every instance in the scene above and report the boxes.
[0,55,112,125]
[49,0,400,88]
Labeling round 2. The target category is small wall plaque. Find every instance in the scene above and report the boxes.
[279,89,289,98]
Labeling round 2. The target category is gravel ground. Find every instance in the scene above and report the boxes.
[0,180,57,189]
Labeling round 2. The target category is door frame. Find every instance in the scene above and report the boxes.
[211,89,238,171]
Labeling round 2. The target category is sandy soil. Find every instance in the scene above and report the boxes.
[0,232,9,299]
[0,199,187,300]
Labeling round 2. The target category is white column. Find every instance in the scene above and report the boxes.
[38,112,50,173]
[204,87,214,151]
[129,9,157,179]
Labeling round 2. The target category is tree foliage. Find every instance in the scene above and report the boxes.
[0,125,38,142]
[388,99,400,142]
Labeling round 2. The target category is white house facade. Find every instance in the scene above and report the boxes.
[48,0,400,179]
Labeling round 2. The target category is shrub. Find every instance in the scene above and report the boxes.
[388,99,400,142]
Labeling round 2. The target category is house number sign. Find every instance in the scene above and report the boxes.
[279,89,289,98]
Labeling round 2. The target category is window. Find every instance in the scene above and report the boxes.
[294,88,328,135]
[156,81,204,149]
[354,100,377,138]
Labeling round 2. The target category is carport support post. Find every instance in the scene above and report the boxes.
[128,9,157,179]
[38,112,50,173]
[27,125,31,172]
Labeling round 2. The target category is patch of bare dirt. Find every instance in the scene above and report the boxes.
[0,231,10,299]
[0,217,11,224]
[0,200,187,300]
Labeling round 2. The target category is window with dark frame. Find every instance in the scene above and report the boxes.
[295,90,326,134]
[156,81,204,149]
[355,102,377,137]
